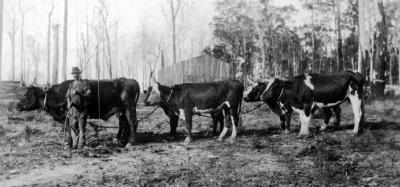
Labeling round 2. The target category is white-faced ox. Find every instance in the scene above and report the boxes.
[246,71,365,136]
[143,79,244,144]
[143,88,225,138]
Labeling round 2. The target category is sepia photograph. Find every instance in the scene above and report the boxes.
[0,0,399,186]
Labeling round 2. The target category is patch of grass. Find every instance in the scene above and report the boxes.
[251,134,263,150]
[348,129,377,152]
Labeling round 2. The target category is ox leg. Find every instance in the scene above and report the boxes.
[332,106,341,130]
[349,91,363,134]
[169,114,179,138]
[210,113,218,137]
[218,109,229,141]
[321,108,333,131]
[88,122,99,138]
[279,115,286,130]
[298,106,312,136]
[284,111,292,133]
[117,114,130,145]
[228,109,239,143]
[181,109,193,144]
[218,112,225,135]
[125,107,138,147]
[116,114,123,141]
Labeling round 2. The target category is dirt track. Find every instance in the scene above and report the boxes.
[1,83,400,186]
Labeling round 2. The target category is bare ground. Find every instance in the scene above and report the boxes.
[1,82,400,186]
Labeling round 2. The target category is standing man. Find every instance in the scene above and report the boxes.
[66,67,91,149]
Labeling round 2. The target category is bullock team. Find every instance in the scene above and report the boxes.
[17,67,365,149]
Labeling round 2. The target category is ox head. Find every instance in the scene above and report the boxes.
[260,78,286,102]
[244,76,270,102]
[143,82,162,106]
[244,83,268,102]
[16,86,46,111]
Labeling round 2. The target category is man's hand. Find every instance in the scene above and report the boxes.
[74,90,81,96]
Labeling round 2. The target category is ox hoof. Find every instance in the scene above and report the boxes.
[283,130,290,134]
[183,137,193,145]
[113,138,119,144]
[217,138,224,142]
[228,138,235,144]
[297,133,310,138]
[125,143,134,149]
[350,131,359,136]
[166,136,176,141]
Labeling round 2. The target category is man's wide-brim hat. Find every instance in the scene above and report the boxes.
[71,67,82,74]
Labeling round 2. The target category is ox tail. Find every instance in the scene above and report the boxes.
[238,100,242,115]
[135,88,140,105]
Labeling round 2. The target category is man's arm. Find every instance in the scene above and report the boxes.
[81,81,91,99]
[66,85,72,109]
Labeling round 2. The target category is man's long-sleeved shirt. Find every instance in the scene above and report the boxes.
[66,79,91,112]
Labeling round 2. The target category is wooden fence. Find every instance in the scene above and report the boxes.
[157,55,231,85]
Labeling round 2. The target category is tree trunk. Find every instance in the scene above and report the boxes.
[358,0,365,74]
[336,1,343,72]
[52,24,60,84]
[371,1,388,98]
[0,0,3,81]
[171,1,177,64]
[141,18,146,86]
[62,0,68,81]
[85,0,90,79]
[8,26,16,81]
[256,24,266,78]
[115,22,118,77]
[161,50,165,68]
[20,15,25,84]
[389,52,392,85]
[47,3,54,85]
[310,0,315,73]
[104,25,112,79]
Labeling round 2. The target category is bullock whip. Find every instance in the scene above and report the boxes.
[62,110,70,151]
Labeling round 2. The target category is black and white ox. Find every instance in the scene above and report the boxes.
[244,78,341,133]
[143,79,244,143]
[245,70,365,136]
